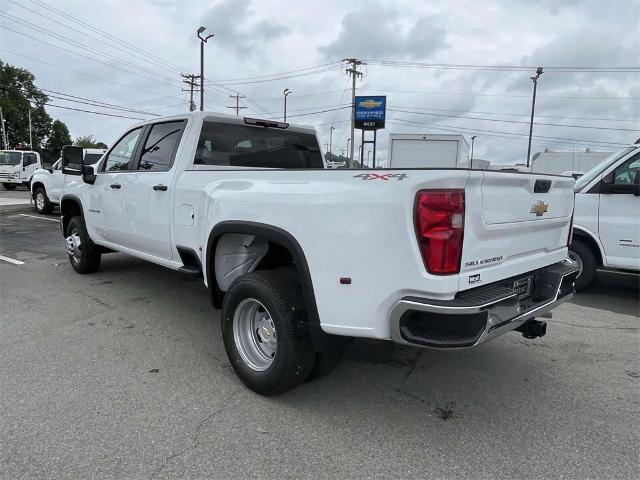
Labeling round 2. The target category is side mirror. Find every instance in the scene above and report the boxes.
[61,146,84,176]
[82,164,96,185]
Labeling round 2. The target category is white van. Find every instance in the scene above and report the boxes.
[569,144,640,289]
[0,150,42,189]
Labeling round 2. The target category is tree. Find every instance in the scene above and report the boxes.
[46,120,72,160]
[0,59,52,149]
[74,135,107,149]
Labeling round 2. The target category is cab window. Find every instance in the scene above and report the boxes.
[23,153,37,166]
[613,155,640,185]
[101,128,142,172]
[136,120,186,171]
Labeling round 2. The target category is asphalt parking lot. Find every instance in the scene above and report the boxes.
[1,189,639,480]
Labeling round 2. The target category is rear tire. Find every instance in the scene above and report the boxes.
[221,270,315,395]
[34,187,54,214]
[2,183,16,190]
[65,216,101,274]
[568,238,596,290]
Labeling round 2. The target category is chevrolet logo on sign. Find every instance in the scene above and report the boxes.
[530,200,549,216]
[358,99,383,109]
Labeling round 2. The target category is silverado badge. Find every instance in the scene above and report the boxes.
[530,200,549,216]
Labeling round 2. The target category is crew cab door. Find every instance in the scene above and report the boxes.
[88,127,143,246]
[47,160,66,203]
[117,120,186,260]
[598,153,640,269]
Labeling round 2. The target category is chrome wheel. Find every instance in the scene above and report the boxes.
[65,228,82,264]
[35,192,45,211]
[232,298,277,371]
[567,251,583,278]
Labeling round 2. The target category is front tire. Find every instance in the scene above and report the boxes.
[221,270,315,395]
[2,183,16,190]
[568,238,596,290]
[65,216,101,274]
[34,187,54,214]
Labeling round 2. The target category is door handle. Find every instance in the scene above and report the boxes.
[110,184,121,189]
[153,184,168,191]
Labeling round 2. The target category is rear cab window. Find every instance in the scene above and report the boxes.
[193,121,323,169]
[136,120,186,171]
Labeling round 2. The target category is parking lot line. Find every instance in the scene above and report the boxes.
[0,254,25,265]
[17,213,59,223]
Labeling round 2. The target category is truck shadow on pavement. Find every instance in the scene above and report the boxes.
[570,271,639,316]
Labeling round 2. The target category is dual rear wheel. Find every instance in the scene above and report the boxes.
[222,270,343,395]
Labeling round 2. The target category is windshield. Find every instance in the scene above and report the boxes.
[0,151,22,166]
[574,147,636,191]
[194,122,323,168]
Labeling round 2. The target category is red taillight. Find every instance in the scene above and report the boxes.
[414,189,465,275]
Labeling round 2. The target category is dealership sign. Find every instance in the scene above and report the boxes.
[354,96,386,130]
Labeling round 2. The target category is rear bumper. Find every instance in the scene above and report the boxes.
[389,260,579,349]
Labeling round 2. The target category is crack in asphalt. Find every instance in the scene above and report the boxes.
[553,320,639,330]
[405,350,423,378]
[149,388,240,479]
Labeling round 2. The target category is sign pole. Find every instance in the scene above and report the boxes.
[373,129,377,168]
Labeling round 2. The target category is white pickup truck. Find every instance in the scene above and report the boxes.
[57,111,578,394]
[30,148,107,214]
[569,143,640,289]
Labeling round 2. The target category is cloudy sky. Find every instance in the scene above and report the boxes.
[1,0,638,165]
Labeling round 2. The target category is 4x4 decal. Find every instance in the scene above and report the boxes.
[353,173,408,181]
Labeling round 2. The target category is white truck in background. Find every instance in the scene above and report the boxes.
[56,111,578,395]
[0,149,41,189]
[387,134,470,169]
[569,143,640,289]
[30,148,107,214]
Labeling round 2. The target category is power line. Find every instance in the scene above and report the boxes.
[0,10,178,84]
[0,48,169,97]
[387,117,628,147]
[25,0,186,74]
[358,88,639,101]
[45,103,147,120]
[365,59,640,73]
[1,24,179,89]
[387,105,640,123]
[212,61,343,83]
[386,108,639,132]
[40,89,161,116]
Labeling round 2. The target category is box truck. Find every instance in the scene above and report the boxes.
[387,134,470,169]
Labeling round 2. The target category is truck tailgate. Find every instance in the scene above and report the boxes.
[459,171,575,291]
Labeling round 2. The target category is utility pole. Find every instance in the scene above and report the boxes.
[181,73,200,112]
[197,26,214,112]
[470,135,476,169]
[283,88,292,121]
[344,58,363,167]
[227,94,247,115]
[329,126,335,159]
[0,106,7,149]
[526,66,543,168]
[28,108,32,149]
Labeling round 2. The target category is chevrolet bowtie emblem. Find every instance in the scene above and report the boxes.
[530,200,549,216]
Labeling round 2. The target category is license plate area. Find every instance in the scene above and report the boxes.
[513,276,533,299]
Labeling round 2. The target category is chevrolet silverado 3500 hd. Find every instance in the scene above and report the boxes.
[58,111,578,394]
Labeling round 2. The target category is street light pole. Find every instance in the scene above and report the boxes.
[197,26,214,112]
[283,88,291,121]
[526,66,543,168]
[329,126,335,159]
[470,135,476,169]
